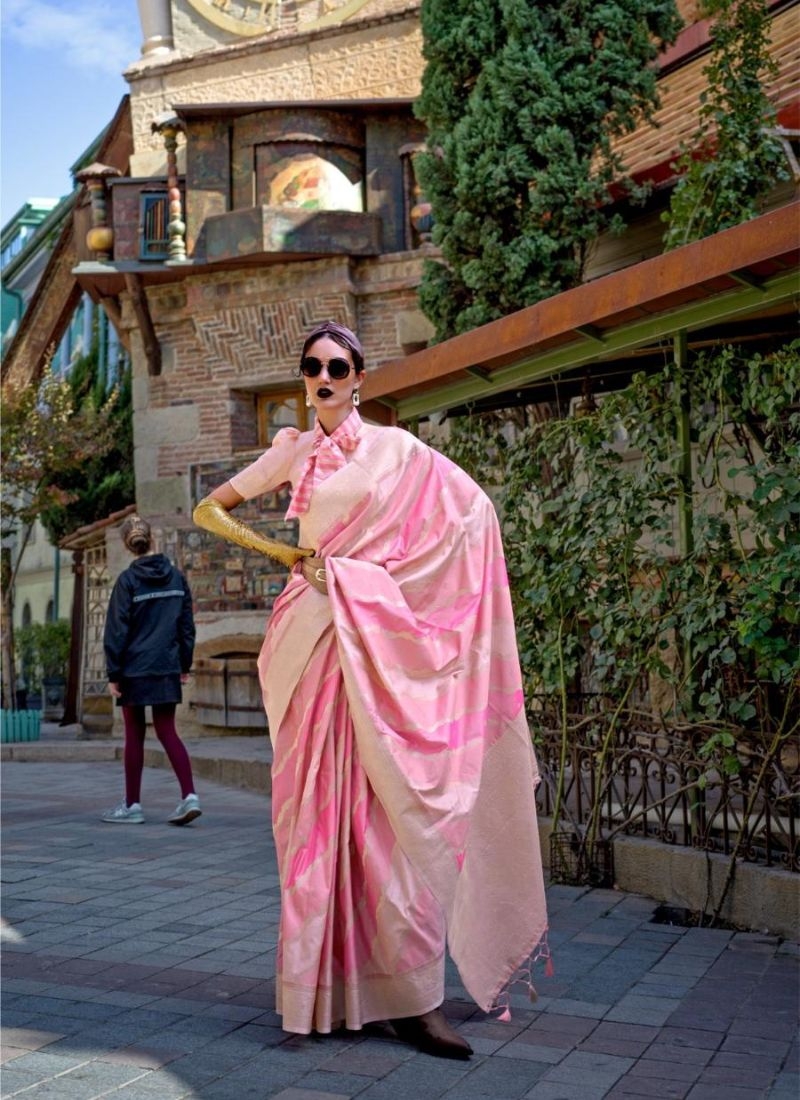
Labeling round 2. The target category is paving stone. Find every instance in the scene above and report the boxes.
[646,1043,714,1067]
[0,1044,30,1064]
[271,1089,352,1100]
[577,1038,652,1060]
[698,1062,781,1088]
[685,1086,765,1099]
[519,1013,599,1041]
[671,929,733,952]
[539,1050,634,1088]
[1,979,55,995]
[0,1025,68,1050]
[542,999,611,1019]
[289,1069,385,1095]
[649,958,716,976]
[626,1055,701,1083]
[654,1026,724,1051]
[3,758,799,1100]
[728,1015,799,1042]
[637,972,697,992]
[443,1054,547,1097]
[768,1072,800,1098]
[0,1066,44,1093]
[97,1043,187,1069]
[494,1041,566,1064]
[140,1050,237,1088]
[712,1048,786,1073]
[604,994,682,1026]
[15,1064,147,1099]
[607,1078,691,1099]
[781,1039,800,1073]
[524,1081,610,1100]
[7,1015,88,1041]
[318,1046,409,1077]
[112,1067,202,1098]
[200,1002,265,1022]
[572,932,627,947]
[626,979,695,999]
[354,1058,472,1098]
[0,1049,92,1077]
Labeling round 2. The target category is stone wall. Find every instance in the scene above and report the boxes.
[170,0,417,56]
[125,9,423,175]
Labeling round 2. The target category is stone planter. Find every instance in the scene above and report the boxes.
[42,676,66,721]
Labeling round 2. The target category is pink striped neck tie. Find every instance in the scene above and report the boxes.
[286,408,363,519]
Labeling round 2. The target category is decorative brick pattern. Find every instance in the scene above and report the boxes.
[192,295,356,375]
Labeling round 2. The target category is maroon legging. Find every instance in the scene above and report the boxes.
[122,703,195,805]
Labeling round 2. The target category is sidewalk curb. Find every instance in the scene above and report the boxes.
[1,737,271,795]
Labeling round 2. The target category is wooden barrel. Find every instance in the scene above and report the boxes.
[192,656,227,726]
[226,657,265,730]
[191,654,265,731]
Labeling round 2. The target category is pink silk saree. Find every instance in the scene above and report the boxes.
[230,420,548,1035]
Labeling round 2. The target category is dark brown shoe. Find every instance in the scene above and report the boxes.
[390,1008,473,1060]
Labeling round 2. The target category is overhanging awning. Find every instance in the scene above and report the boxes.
[361,202,799,422]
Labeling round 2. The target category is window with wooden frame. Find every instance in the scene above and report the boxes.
[256,388,309,447]
[139,192,170,260]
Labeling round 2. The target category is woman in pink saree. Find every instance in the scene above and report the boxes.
[193,321,548,1059]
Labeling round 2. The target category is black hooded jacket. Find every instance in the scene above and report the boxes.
[104,554,195,682]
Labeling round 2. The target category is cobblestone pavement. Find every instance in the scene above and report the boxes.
[1,754,798,1100]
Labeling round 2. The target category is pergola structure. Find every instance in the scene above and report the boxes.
[361,203,799,424]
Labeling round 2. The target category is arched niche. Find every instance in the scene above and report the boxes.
[231,110,366,213]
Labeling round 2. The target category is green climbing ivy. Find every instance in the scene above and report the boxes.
[663,0,789,248]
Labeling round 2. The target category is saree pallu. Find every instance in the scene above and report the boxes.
[257,424,548,1034]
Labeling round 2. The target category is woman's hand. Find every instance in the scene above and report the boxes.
[108,682,121,698]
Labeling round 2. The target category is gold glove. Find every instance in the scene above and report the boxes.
[193,496,313,569]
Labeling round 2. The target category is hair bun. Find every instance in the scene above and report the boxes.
[120,514,152,553]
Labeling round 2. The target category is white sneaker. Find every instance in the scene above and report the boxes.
[168,794,201,826]
[101,802,144,824]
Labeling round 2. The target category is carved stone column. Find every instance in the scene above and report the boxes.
[137,0,175,55]
[151,113,188,263]
[75,163,122,262]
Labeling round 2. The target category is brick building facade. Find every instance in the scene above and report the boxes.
[72,0,436,729]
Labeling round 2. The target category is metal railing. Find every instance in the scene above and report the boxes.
[533,711,799,872]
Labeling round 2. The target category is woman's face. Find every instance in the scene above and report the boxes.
[302,335,361,422]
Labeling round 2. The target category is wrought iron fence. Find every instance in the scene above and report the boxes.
[532,709,799,873]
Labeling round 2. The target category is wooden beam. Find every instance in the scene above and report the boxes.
[124,273,161,376]
[392,270,796,420]
[362,203,799,409]
[98,295,130,353]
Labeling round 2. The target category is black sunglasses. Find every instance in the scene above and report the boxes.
[300,356,353,380]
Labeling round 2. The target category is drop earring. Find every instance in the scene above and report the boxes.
[305,393,312,407]
[352,389,360,406]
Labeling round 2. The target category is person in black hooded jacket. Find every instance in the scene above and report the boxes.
[102,514,201,826]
